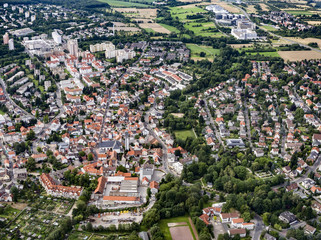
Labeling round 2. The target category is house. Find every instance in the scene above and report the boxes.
[31,153,47,162]
[279,211,297,224]
[313,134,321,146]
[231,218,244,228]
[228,229,246,238]
[304,224,316,235]
[150,181,159,194]
[312,201,321,214]
[242,222,255,230]
[286,183,298,192]
[253,148,264,157]
[199,214,210,225]
[220,213,240,223]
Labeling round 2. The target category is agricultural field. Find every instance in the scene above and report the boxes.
[210,0,240,13]
[98,0,152,8]
[114,8,157,23]
[285,10,314,15]
[139,23,171,34]
[287,37,321,48]
[159,24,180,33]
[246,51,281,58]
[159,216,198,240]
[278,50,321,61]
[186,44,220,61]
[174,129,196,141]
[169,5,222,37]
[307,21,321,25]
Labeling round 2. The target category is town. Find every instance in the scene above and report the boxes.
[1,0,321,240]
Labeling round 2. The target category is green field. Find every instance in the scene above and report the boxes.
[174,129,196,140]
[261,25,278,31]
[184,22,222,37]
[169,6,207,21]
[159,215,197,240]
[98,0,152,7]
[144,28,156,33]
[246,51,280,57]
[187,44,220,60]
[285,10,314,16]
[159,23,180,33]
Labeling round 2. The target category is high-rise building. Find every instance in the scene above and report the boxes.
[8,39,14,50]
[52,32,62,44]
[67,39,78,57]
[3,33,9,45]
[31,15,36,22]
[25,11,30,18]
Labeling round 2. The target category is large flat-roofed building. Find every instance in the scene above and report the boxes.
[231,29,257,40]
[226,139,245,148]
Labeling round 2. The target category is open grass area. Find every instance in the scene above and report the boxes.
[98,0,152,8]
[174,129,196,140]
[159,215,196,240]
[159,23,180,33]
[187,44,220,60]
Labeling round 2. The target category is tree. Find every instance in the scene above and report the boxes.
[10,186,19,202]
[26,130,35,141]
[88,153,94,161]
[37,147,42,153]
[142,209,160,228]
[26,157,36,172]
[116,165,127,173]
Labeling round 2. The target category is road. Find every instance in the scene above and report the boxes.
[0,77,35,119]
[252,214,264,240]
[204,98,225,148]
[97,88,112,144]
[244,102,253,148]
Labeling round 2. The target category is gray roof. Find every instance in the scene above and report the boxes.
[98,140,122,150]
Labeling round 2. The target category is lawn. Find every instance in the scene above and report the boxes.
[159,215,196,240]
[174,129,196,140]
[98,0,152,7]
[187,44,220,60]
[159,23,180,33]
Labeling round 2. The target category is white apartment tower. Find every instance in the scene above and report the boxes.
[67,39,78,57]
[8,39,14,50]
